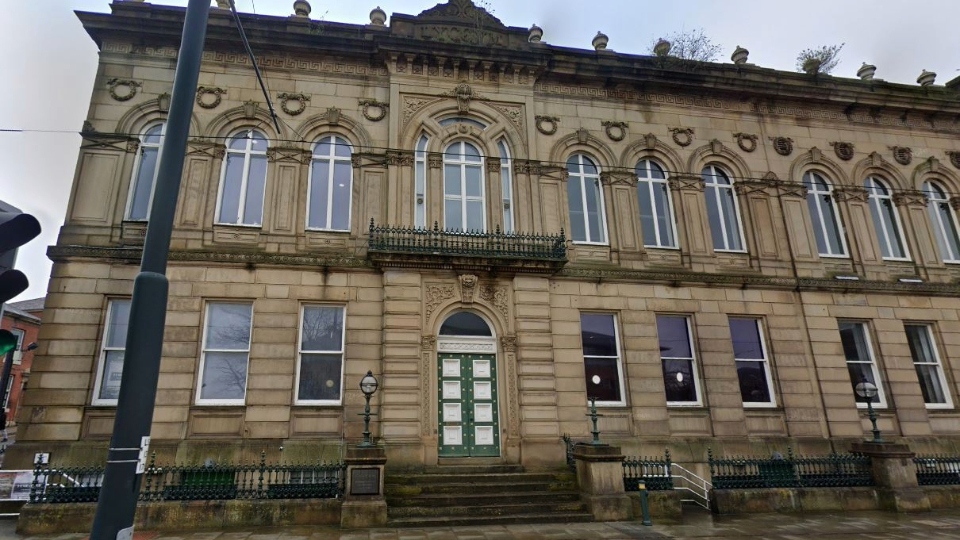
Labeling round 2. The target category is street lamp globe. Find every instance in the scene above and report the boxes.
[360,371,378,397]
[855,380,878,401]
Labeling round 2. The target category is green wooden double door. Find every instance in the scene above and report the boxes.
[437,353,501,457]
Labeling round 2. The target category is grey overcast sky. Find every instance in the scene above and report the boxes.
[1,0,958,302]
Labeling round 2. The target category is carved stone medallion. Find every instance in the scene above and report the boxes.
[669,127,694,147]
[459,274,479,304]
[831,141,855,161]
[948,151,960,170]
[359,99,388,122]
[733,132,758,153]
[602,121,627,142]
[535,115,559,135]
[771,136,794,156]
[278,92,310,116]
[107,79,142,102]
[196,86,227,109]
[891,146,912,166]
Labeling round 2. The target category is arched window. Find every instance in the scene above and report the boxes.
[865,177,908,260]
[702,165,744,251]
[439,312,492,336]
[217,130,268,226]
[923,181,960,263]
[636,159,677,248]
[567,154,607,244]
[308,135,353,231]
[443,141,485,231]
[803,172,847,257]
[126,123,165,221]
[498,140,514,233]
[414,135,429,228]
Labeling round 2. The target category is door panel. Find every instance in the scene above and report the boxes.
[438,353,500,457]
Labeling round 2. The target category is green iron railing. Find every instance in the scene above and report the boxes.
[708,448,874,489]
[29,451,345,503]
[562,434,577,471]
[368,220,567,261]
[623,450,674,492]
[914,455,960,486]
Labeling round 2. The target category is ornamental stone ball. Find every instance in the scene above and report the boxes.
[592,31,609,51]
[293,0,311,17]
[653,38,671,57]
[528,24,543,43]
[370,6,387,26]
[857,63,877,81]
[917,70,937,86]
[731,46,749,65]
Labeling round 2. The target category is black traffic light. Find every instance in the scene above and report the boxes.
[0,200,41,304]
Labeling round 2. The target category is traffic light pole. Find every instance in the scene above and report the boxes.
[89,2,209,539]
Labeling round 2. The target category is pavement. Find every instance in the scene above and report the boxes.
[2,509,960,539]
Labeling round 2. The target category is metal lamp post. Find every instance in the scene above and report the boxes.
[587,375,603,446]
[855,380,883,443]
[358,371,379,448]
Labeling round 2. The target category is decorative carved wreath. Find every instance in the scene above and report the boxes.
[891,146,913,166]
[107,79,142,102]
[359,99,388,122]
[771,136,794,156]
[602,121,627,142]
[831,141,855,161]
[947,151,960,170]
[733,132,758,153]
[669,127,694,147]
[196,86,227,109]
[535,115,559,136]
[278,93,310,116]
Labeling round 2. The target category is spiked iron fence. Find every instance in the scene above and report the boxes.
[368,220,567,261]
[623,450,674,492]
[914,455,960,486]
[29,452,345,503]
[708,448,874,489]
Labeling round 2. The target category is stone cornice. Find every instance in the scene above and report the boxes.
[48,245,373,270]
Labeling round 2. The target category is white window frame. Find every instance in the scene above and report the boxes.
[294,304,347,406]
[924,181,960,263]
[498,139,515,233]
[657,315,703,407]
[636,159,678,249]
[2,378,11,409]
[702,165,746,253]
[414,135,429,228]
[729,318,777,408]
[9,328,24,352]
[196,302,254,406]
[579,312,626,407]
[92,299,131,406]
[215,130,268,227]
[442,141,486,231]
[125,122,166,221]
[905,324,953,410]
[567,154,608,245]
[804,171,849,258]
[306,135,353,232]
[838,321,887,409]
[866,176,910,261]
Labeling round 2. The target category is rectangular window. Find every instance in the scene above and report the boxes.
[580,313,625,406]
[838,321,886,408]
[9,328,24,364]
[93,299,131,405]
[729,318,776,407]
[905,324,953,409]
[296,306,346,405]
[197,303,253,405]
[656,315,701,406]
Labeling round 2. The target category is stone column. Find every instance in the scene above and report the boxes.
[572,443,632,521]
[850,441,931,513]
[340,446,388,528]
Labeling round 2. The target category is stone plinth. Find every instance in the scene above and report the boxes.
[850,441,930,513]
[341,446,388,528]
[572,443,632,521]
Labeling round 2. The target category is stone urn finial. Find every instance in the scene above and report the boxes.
[528,24,543,43]
[802,57,822,75]
[592,31,609,51]
[731,46,749,65]
[293,0,311,17]
[917,69,937,87]
[215,0,230,8]
[370,6,386,26]
[857,62,877,81]
[653,38,671,57]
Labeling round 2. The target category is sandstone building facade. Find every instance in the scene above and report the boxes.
[9,0,960,470]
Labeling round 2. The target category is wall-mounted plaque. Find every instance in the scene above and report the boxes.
[350,467,380,496]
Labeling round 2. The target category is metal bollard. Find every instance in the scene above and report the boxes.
[638,480,652,526]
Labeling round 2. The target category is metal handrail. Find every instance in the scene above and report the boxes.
[671,463,712,509]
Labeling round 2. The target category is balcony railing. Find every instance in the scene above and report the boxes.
[368,220,567,273]
[708,448,874,489]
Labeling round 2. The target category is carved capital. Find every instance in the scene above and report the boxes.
[486,160,501,173]
[421,335,437,351]
[514,160,542,176]
[500,335,518,353]
[428,152,443,169]
[126,139,140,154]
[387,150,414,167]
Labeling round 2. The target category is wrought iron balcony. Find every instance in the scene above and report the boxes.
[367,220,567,273]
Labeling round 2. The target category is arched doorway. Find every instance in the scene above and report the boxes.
[437,312,500,458]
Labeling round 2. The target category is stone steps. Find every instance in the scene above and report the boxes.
[385,465,590,527]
